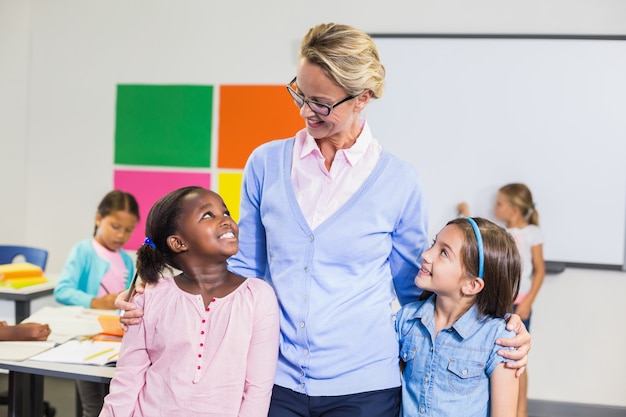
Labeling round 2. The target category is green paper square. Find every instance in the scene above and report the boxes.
[115,85,213,167]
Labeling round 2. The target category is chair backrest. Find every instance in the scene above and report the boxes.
[0,245,49,270]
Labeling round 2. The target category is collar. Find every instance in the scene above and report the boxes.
[297,119,372,167]
[413,295,483,340]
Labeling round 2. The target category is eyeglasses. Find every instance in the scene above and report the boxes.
[286,77,356,116]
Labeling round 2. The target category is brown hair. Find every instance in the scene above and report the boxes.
[135,186,204,284]
[93,190,139,236]
[421,217,521,318]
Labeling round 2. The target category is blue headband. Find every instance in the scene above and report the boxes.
[143,237,156,250]
[465,218,484,279]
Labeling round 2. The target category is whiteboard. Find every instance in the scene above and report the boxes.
[365,35,626,268]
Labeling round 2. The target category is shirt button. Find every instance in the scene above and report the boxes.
[299,322,305,328]
[309,235,314,242]
[303,349,309,355]
[420,406,425,413]
[300,383,305,388]
[201,319,206,323]
[462,368,468,375]
[424,376,428,383]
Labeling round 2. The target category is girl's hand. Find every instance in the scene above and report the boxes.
[13,323,51,341]
[90,293,118,310]
[457,202,470,217]
[496,313,531,377]
[115,285,146,330]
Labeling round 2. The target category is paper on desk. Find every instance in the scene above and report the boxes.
[0,341,56,360]
[21,306,117,344]
[30,340,121,366]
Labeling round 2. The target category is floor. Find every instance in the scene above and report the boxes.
[0,374,77,417]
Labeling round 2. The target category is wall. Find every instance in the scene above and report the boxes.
[0,1,29,241]
[1,0,625,408]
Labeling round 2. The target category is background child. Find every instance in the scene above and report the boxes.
[54,189,139,417]
[99,186,279,417]
[458,182,545,417]
[396,217,521,417]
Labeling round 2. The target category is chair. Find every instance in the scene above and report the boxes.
[0,245,49,269]
[0,245,55,416]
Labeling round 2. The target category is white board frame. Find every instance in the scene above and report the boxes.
[366,34,626,269]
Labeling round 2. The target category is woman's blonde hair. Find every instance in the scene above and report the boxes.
[299,23,385,99]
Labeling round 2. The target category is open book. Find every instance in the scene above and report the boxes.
[0,341,57,361]
[29,339,121,366]
[21,306,118,344]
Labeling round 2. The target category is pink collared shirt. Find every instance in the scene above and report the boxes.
[100,277,280,417]
[291,120,382,229]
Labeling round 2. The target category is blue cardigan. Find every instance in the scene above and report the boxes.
[53,239,135,308]
[228,135,429,396]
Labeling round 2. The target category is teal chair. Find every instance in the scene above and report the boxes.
[0,245,55,416]
[0,245,49,269]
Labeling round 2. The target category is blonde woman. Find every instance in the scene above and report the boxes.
[119,23,531,417]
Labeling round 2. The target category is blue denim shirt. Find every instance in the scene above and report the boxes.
[396,295,515,417]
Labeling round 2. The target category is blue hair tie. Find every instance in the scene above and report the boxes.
[465,218,484,279]
[143,237,157,250]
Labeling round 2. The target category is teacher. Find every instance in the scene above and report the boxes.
[118,22,530,417]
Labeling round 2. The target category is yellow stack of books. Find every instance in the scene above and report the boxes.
[0,262,49,289]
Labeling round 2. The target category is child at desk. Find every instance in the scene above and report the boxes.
[54,189,139,417]
[99,186,279,417]
[396,218,521,417]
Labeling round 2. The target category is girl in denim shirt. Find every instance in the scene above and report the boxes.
[396,218,521,417]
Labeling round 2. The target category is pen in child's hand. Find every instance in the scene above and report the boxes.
[99,282,113,295]
[125,272,139,302]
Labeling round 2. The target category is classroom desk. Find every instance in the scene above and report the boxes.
[0,358,115,417]
[0,281,56,323]
[1,305,117,417]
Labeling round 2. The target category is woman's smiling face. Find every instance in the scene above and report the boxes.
[294,59,366,143]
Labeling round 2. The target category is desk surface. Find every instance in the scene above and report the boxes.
[0,358,115,383]
[0,281,55,300]
[0,281,56,323]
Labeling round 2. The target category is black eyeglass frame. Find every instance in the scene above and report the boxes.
[286,77,357,116]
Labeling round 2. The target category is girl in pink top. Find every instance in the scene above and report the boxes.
[99,186,280,417]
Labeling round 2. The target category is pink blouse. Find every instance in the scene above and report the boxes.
[99,277,279,417]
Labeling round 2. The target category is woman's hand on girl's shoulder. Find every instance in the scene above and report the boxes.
[496,313,531,378]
